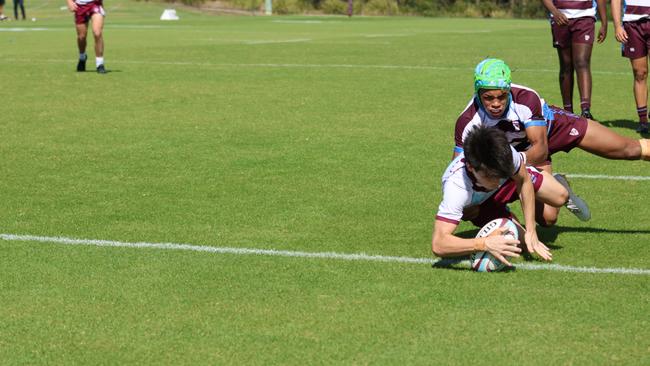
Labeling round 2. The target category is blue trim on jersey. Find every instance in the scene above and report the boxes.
[454,146,464,153]
[543,103,555,136]
[523,120,547,128]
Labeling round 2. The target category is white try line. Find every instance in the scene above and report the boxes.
[1,233,648,276]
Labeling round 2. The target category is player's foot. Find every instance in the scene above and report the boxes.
[554,174,591,221]
[96,64,106,74]
[77,57,86,72]
[0,15,8,21]
[637,122,649,134]
[581,109,594,120]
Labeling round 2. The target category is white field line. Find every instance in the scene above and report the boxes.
[0,28,51,32]
[0,58,630,75]
[243,38,311,45]
[565,173,650,181]
[1,233,649,276]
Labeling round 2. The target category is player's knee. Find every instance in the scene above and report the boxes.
[556,189,569,207]
[633,69,648,82]
[574,58,589,71]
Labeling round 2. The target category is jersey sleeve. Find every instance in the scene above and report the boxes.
[436,181,471,225]
[510,146,524,175]
[520,91,547,129]
[454,98,478,154]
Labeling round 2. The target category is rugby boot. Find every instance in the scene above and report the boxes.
[77,57,86,72]
[637,122,649,134]
[581,109,594,120]
[554,174,591,221]
[96,64,106,74]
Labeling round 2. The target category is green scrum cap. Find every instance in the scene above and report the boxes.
[474,58,511,93]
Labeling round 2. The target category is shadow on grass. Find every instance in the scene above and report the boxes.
[454,224,650,252]
[600,119,649,136]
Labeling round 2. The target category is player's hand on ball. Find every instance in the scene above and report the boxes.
[484,227,521,266]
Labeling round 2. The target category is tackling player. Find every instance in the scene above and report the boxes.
[67,0,106,74]
[541,0,608,119]
[454,58,650,226]
[612,0,650,133]
[432,126,567,265]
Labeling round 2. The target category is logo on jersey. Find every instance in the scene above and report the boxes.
[585,35,590,41]
[631,47,636,53]
[570,128,579,136]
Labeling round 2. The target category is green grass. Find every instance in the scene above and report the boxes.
[1,2,649,364]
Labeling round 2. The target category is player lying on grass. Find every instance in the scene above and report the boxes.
[454,58,650,226]
[431,126,577,265]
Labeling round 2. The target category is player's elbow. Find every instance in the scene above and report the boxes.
[431,236,448,258]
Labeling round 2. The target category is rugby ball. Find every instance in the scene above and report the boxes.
[470,218,519,272]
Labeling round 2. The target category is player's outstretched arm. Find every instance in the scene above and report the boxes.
[432,220,521,266]
[512,164,552,261]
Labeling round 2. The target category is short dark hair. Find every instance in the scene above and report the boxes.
[463,126,514,179]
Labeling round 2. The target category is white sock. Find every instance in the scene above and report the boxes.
[79,53,87,61]
[96,57,104,67]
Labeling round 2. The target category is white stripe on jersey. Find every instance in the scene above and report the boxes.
[623,0,650,22]
[552,0,597,19]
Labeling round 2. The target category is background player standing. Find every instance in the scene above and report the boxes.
[612,0,650,133]
[541,0,608,119]
[67,0,106,74]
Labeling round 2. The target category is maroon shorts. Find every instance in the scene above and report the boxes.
[546,105,588,156]
[551,16,595,48]
[468,167,544,227]
[74,1,104,25]
[622,19,650,59]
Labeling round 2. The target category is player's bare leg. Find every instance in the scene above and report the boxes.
[91,12,105,73]
[76,22,88,71]
[630,56,649,133]
[534,164,561,227]
[578,119,650,160]
[557,47,575,113]
[573,43,593,119]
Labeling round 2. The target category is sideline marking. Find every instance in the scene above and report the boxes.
[0,28,50,32]
[1,233,648,276]
[565,173,650,181]
[1,59,631,75]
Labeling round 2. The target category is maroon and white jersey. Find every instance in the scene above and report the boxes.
[436,148,524,225]
[622,0,650,22]
[454,84,549,154]
[551,0,597,19]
